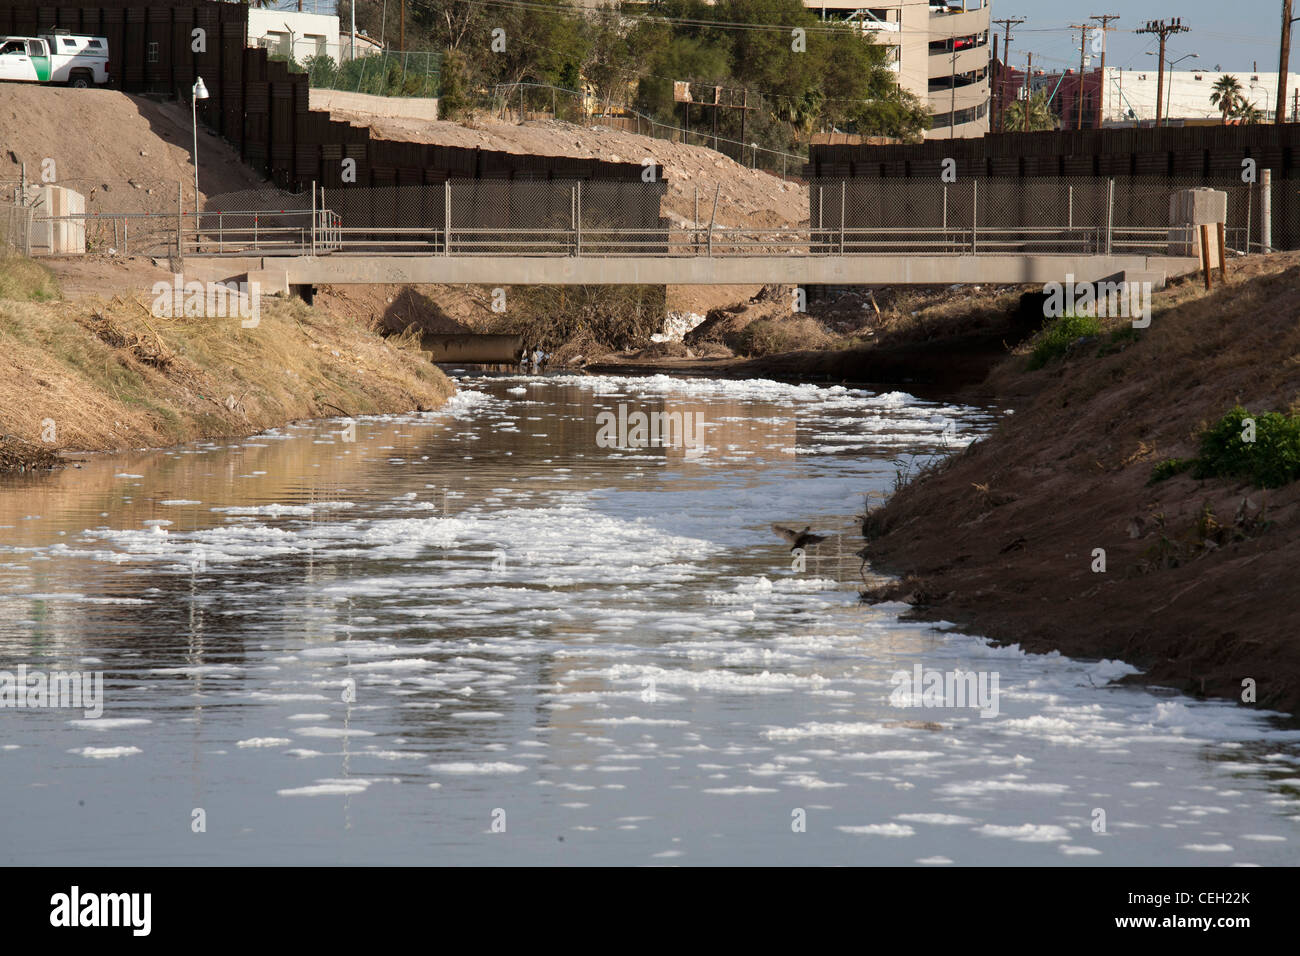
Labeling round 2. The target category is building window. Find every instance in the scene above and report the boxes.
[147,41,158,63]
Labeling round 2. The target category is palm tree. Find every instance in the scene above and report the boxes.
[1005,89,1057,132]
[1233,99,1266,124]
[1210,75,1242,124]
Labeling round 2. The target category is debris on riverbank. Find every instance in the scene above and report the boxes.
[861,251,1300,715]
[0,257,454,469]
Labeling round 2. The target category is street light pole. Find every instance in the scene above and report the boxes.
[192,77,209,249]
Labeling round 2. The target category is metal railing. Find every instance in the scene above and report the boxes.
[5,176,1255,262]
[313,222,1184,258]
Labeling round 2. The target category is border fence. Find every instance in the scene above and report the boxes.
[3,175,1263,261]
[807,176,1261,256]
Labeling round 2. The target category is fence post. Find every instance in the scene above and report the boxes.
[817,186,823,254]
[1106,178,1115,255]
[311,179,316,256]
[176,181,182,257]
[707,183,719,257]
[1261,168,1272,254]
[839,181,846,255]
[444,180,451,255]
[576,181,582,256]
[694,185,699,254]
[971,179,978,254]
[1068,185,1073,230]
[1245,185,1253,254]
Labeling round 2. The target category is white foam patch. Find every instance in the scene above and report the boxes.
[975,824,1071,843]
[68,718,152,730]
[237,737,292,748]
[837,823,915,837]
[69,746,141,759]
[429,762,528,774]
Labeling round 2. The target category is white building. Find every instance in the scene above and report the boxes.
[804,0,991,138]
[246,8,340,63]
[1102,67,1300,125]
[246,9,381,65]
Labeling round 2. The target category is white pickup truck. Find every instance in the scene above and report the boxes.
[0,33,109,88]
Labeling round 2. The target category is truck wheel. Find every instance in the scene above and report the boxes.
[69,72,92,89]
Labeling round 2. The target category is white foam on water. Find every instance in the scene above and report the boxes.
[69,746,142,759]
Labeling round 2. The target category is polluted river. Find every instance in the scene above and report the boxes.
[1,373,1297,865]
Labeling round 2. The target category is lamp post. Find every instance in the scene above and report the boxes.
[1144,49,1196,125]
[192,77,209,248]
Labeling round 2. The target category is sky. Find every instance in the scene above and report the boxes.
[1001,0,1292,75]
[270,1,1293,77]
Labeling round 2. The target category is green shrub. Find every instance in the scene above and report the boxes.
[1148,457,1193,483]
[1192,406,1300,489]
[1027,313,1103,369]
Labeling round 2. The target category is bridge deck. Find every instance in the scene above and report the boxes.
[183,254,1202,292]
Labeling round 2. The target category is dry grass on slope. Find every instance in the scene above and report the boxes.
[0,278,453,465]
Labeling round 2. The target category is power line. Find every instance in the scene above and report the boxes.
[1136,17,1190,127]
[1090,14,1119,126]
[992,17,1025,133]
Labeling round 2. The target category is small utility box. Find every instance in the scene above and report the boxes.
[25,184,86,255]
[1168,188,1227,259]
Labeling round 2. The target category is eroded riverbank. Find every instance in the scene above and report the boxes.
[0,270,453,471]
[863,254,1300,716]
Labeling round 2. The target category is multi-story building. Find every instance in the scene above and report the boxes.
[804,0,991,138]
[995,64,1300,130]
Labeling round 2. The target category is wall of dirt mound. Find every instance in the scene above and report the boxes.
[684,286,795,350]
[862,252,1300,714]
[314,113,808,232]
[1,86,272,216]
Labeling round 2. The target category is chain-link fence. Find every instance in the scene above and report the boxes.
[0,199,34,256]
[1,178,183,256]
[323,179,669,255]
[0,179,320,257]
[258,39,440,99]
[483,83,805,181]
[808,176,1260,255]
[190,187,318,255]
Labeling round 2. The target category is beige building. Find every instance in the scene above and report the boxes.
[805,0,990,138]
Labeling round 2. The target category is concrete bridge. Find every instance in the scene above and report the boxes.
[185,252,1199,294]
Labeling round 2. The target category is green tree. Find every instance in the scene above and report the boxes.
[1209,75,1242,124]
[1005,89,1057,131]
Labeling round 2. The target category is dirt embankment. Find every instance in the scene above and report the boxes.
[862,252,1300,716]
[0,257,453,471]
[0,86,272,213]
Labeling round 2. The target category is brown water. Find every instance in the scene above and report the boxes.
[1,372,1297,865]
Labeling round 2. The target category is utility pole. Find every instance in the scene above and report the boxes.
[993,17,1025,132]
[1024,52,1033,133]
[1091,14,1120,128]
[1071,24,1090,129]
[1137,18,1189,128]
[1278,1,1296,123]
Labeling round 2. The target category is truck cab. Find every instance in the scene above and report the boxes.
[0,33,109,87]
